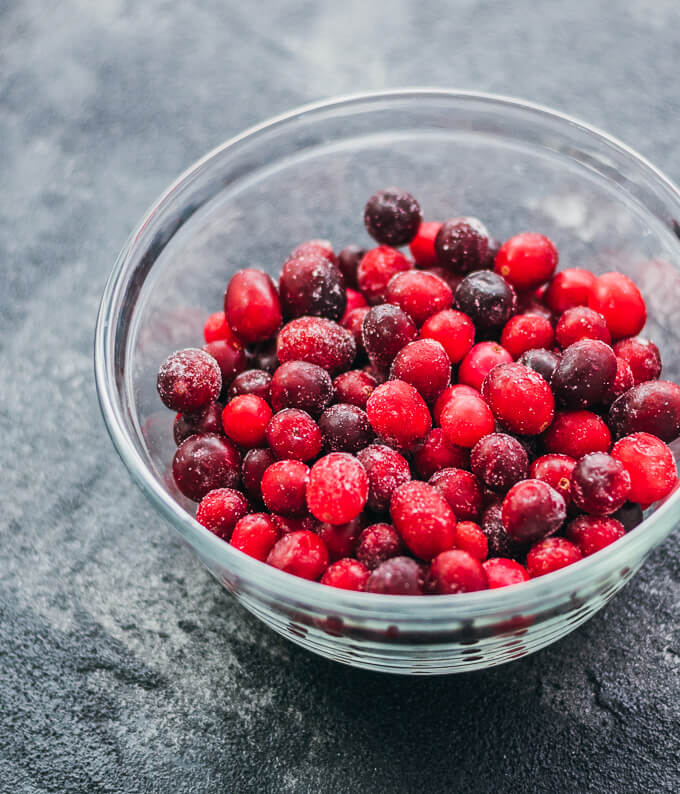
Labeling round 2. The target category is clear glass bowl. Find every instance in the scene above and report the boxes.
[95,90,680,674]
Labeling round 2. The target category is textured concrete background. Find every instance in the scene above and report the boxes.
[2,1,680,791]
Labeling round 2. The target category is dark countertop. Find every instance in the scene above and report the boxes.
[2,2,679,791]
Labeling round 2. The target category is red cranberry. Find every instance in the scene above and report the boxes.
[357,246,413,304]
[530,454,576,502]
[342,306,370,356]
[203,311,237,344]
[271,514,319,535]
[307,453,368,524]
[433,384,480,424]
[470,433,529,492]
[390,481,457,560]
[555,306,610,348]
[426,550,488,594]
[266,530,329,580]
[501,479,566,543]
[241,447,276,502]
[389,339,451,403]
[440,391,494,448]
[316,516,364,561]
[224,269,282,344]
[172,433,241,501]
[482,362,555,435]
[277,316,356,374]
[455,271,517,330]
[337,245,366,289]
[266,408,322,461]
[247,338,278,374]
[611,432,677,504]
[356,443,411,513]
[364,188,422,246]
[420,309,475,364]
[230,513,280,561]
[228,369,272,402]
[483,557,530,588]
[517,348,560,383]
[203,339,247,390]
[613,337,662,384]
[195,487,249,541]
[343,288,368,320]
[481,502,525,558]
[588,272,646,340]
[500,314,554,359]
[221,394,272,448]
[544,268,596,314]
[604,357,635,405]
[319,403,374,453]
[333,370,377,409]
[413,429,469,479]
[362,304,417,370]
[453,521,488,561]
[279,253,346,321]
[608,380,680,442]
[365,557,424,595]
[612,502,644,531]
[566,515,625,556]
[571,452,631,515]
[386,270,453,326]
[366,380,432,451]
[495,233,558,291]
[435,217,490,273]
[356,523,405,569]
[458,341,513,391]
[429,468,484,521]
[551,339,617,408]
[527,537,582,577]
[321,559,370,591]
[409,221,442,267]
[261,460,309,517]
[157,348,222,413]
[542,410,611,458]
[270,360,334,417]
[173,402,224,445]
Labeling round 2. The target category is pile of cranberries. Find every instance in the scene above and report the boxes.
[156,187,680,595]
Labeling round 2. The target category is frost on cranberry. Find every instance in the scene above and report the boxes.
[277,316,356,374]
[224,268,282,344]
[307,453,368,525]
[550,339,617,409]
[390,481,457,561]
[333,370,378,409]
[429,467,484,521]
[195,487,249,541]
[453,521,488,561]
[261,460,310,517]
[157,348,222,413]
[611,432,677,504]
[608,380,680,442]
[526,537,582,577]
[365,556,425,595]
[364,188,422,247]
[320,559,370,591]
[173,402,223,445]
[279,252,346,321]
[385,270,453,326]
[413,429,469,480]
[172,433,241,502]
[270,360,334,417]
[426,549,488,594]
[500,314,554,359]
[566,515,625,556]
[555,306,610,348]
[230,513,280,561]
[266,530,329,580]
[356,523,405,569]
[420,309,475,365]
[483,557,530,588]
[357,443,411,513]
[482,362,555,435]
[319,403,374,453]
[357,246,413,304]
[440,390,495,448]
[266,408,322,461]
[458,341,513,391]
[455,271,517,330]
[501,479,566,544]
[362,304,417,370]
[542,410,611,459]
[613,337,662,385]
[481,502,525,558]
[470,433,529,493]
[389,339,451,404]
[366,380,432,451]
[435,217,490,274]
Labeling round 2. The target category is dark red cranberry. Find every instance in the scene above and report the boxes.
[266,530,329,580]
[270,360,334,417]
[333,370,378,409]
[266,408,322,461]
[413,429,469,479]
[611,432,677,504]
[173,402,224,445]
[230,513,280,561]
[483,557,530,588]
[613,337,662,384]
[551,339,617,408]
[588,272,646,340]
[195,487,249,541]
[500,314,554,359]
[555,306,610,347]
[544,268,596,314]
[526,537,582,577]
[364,188,422,246]
[435,217,490,273]
[566,515,625,556]
[224,269,282,344]
[356,444,411,513]
[501,479,566,543]
[608,380,680,441]
[440,391,495,448]
[307,453,368,524]
[453,521,488,560]
[228,369,272,402]
[357,246,413,304]
[221,394,272,448]
[172,433,241,501]
[288,239,336,265]
[470,433,529,492]
[390,481,457,560]
[604,357,635,405]
[203,339,246,389]
[356,523,405,569]
[409,221,442,268]
[261,460,309,517]
[365,557,424,595]
[611,502,644,532]
[241,447,276,502]
[247,338,279,374]
[542,410,611,459]
[366,380,432,451]
[321,559,370,590]
[481,502,525,558]
[429,468,484,521]
[342,306,370,356]
[517,348,560,383]
[316,516,364,562]
[362,304,417,370]
[495,233,558,291]
[426,550,488,594]
[433,384,480,424]
[319,403,374,453]
[424,266,464,293]
[420,309,475,364]
[389,339,451,403]
[203,311,239,344]
[279,253,346,321]
[277,316,356,374]
[530,454,576,502]
[458,341,513,391]
[157,348,222,413]
[455,271,517,330]
[482,362,555,435]
[270,514,319,535]
[571,452,631,515]
[337,245,366,289]
[385,270,453,326]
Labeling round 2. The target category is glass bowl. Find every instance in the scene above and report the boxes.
[95,90,680,674]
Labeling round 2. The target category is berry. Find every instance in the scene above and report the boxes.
[426,550,488,594]
[288,239,336,265]
[385,270,453,326]
[409,221,442,267]
[420,309,475,364]
[530,454,576,502]
[362,304,417,370]
[321,559,370,590]
[224,269,282,344]
[277,317,356,375]
[333,370,378,408]
[266,530,329,580]
[172,433,241,502]
[544,268,596,314]
[495,233,558,291]
[526,537,582,577]
[608,380,680,442]
[588,272,646,340]
[571,452,631,515]
[173,403,223,445]
[343,288,368,319]
[221,394,272,448]
[342,306,370,356]
[517,348,560,383]
[315,516,364,562]
[247,339,278,374]
[433,384,480,425]
[271,514,319,535]
[203,339,247,388]
[307,453,368,524]
[319,403,374,453]
[440,390,495,448]
[482,362,555,435]
[366,380,432,450]
[483,557,530,588]
[365,557,424,595]
[551,339,617,408]
[270,360,334,417]
[435,217,490,273]
[357,246,412,304]
[389,339,451,403]
[470,433,529,492]
[455,271,517,330]
[356,523,405,569]
[501,479,566,543]
[228,369,272,402]
[203,311,235,344]
[542,410,611,458]
[611,432,677,504]
[424,266,464,293]
[453,521,488,561]
[364,188,422,246]
[555,306,610,348]
[613,337,662,384]
[413,429,469,479]
[429,468,484,521]
[266,408,322,461]
[356,444,412,513]
[157,348,222,413]
[261,460,309,517]
[566,515,625,556]
[458,341,513,391]
[279,252,346,321]
[195,488,249,541]
[604,357,635,405]
[241,448,276,502]
[481,502,525,558]
[390,481,457,560]
[500,314,554,359]
[337,245,366,289]
[230,514,280,561]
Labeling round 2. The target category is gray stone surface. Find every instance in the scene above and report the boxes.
[1,1,680,791]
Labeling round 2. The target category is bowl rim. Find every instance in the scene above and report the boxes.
[94,88,680,619]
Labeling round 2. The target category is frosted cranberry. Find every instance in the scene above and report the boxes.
[357,246,413,304]
[530,454,576,502]
[433,384,480,424]
[386,270,453,326]
[453,521,488,561]
[364,188,422,246]
[613,337,661,384]
[481,502,525,558]
[495,233,558,291]
[316,516,364,561]
[333,370,377,409]
[544,268,596,314]
[608,380,680,441]
[612,502,644,531]
[483,557,530,588]
[409,221,442,267]
[271,514,319,535]
[261,460,309,517]
[420,309,475,364]
[307,453,368,524]
[266,409,322,461]
[172,433,241,501]
[440,391,494,448]
[429,468,484,521]
[543,410,611,458]
[279,253,346,321]
[224,269,282,344]
[270,360,334,418]
[566,515,625,556]
[241,447,276,502]
[427,550,488,594]
[435,217,490,273]
[470,433,529,492]
[356,444,411,513]
[500,314,554,359]
[227,369,272,402]
[203,339,247,389]
[551,339,617,408]
[527,537,582,577]
[588,272,646,340]
[502,479,566,543]
[390,481,457,560]
[288,239,336,265]
[230,514,280,561]
[321,559,370,590]
[517,348,560,383]
[455,271,517,330]
[413,429,469,479]
[362,304,418,370]
[266,530,329,580]
[571,452,631,515]
[319,403,374,453]
[277,316,356,374]
[604,357,635,405]
[342,306,370,356]
[195,487,249,541]
[203,311,237,344]
[366,380,432,450]
[247,338,278,374]
[157,348,222,413]
[389,339,451,403]
[458,341,513,391]
[356,523,405,569]
[482,362,555,435]
[611,432,677,504]
[555,306,610,348]
[173,402,223,445]
[365,557,424,595]
[337,245,366,289]
[221,394,272,448]
[342,288,368,320]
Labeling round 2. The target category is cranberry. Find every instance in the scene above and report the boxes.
[470,433,529,492]
[566,515,625,556]
[356,523,405,569]
[501,479,566,543]
[157,348,222,413]
[356,443,411,513]
[427,550,488,594]
[542,410,611,458]
[409,221,442,268]
[221,394,272,448]
[362,304,417,370]
[279,252,346,321]
[455,271,517,330]
[608,380,680,441]
[316,516,364,561]
[389,339,451,403]
[588,272,646,340]
[551,339,617,408]
[517,348,560,383]
[247,338,279,374]
[228,369,272,402]
[365,557,424,595]
[424,266,464,293]
[224,269,282,344]
[420,309,475,364]
[604,357,635,405]
[230,513,280,561]
[203,311,236,344]
[173,402,223,445]
[481,502,525,558]
[544,268,596,314]
[195,487,249,541]
[364,188,422,246]
[555,306,610,348]
[343,288,368,320]
[366,380,432,451]
[386,270,453,326]
[241,447,276,502]
[435,217,490,273]
[440,390,495,448]
[458,341,513,391]
[483,557,530,588]
[571,452,631,515]
[530,454,576,502]
[453,521,488,561]
[429,468,484,521]
[613,337,662,384]
[342,306,370,356]
[271,514,319,535]
[172,433,241,501]
[277,316,356,374]
[266,408,322,461]
[500,314,554,359]
[527,537,582,577]
[270,360,334,417]
[612,502,644,531]
[333,370,377,409]
[337,245,366,289]
[321,559,370,590]
[357,246,413,304]
[390,481,457,560]
[202,339,246,391]
[413,429,469,479]
[288,239,336,265]
[517,289,554,322]
[266,530,329,580]
[611,432,677,504]
[261,460,309,517]
[482,362,555,435]
[319,403,374,453]
[433,384,480,424]
[495,233,558,291]
[306,453,368,524]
